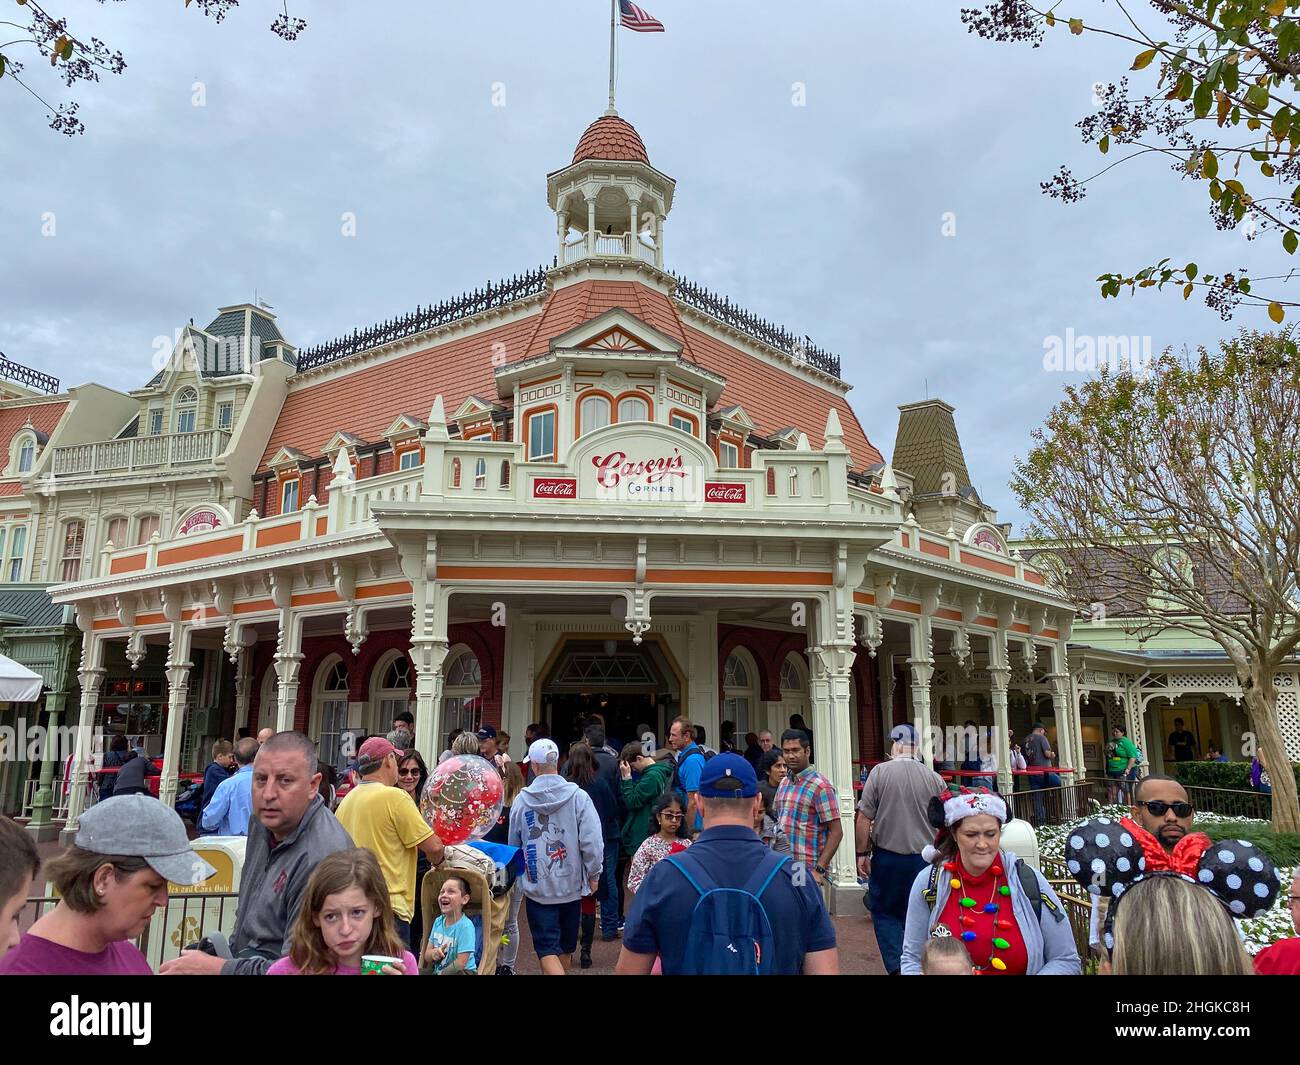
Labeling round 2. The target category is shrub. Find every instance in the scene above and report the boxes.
[1172,760,1300,791]
[1199,823,1300,866]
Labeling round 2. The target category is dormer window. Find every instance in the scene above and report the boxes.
[617,395,649,422]
[281,478,300,514]
[527,409,556,461]
[217,401,234,430]
[399,448,422,471]
[174,388,198,433]
[719,441,739,469]
[580,395,610,435]
[148,409,164,436]
[17,438,34,473]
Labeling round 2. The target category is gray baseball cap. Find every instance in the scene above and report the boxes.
[76,794,217,887]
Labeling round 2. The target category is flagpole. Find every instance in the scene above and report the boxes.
[607,0,617,114]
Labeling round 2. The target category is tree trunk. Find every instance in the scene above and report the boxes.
[1243,666,1300,834]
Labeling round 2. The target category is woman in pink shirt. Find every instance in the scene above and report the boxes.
[0,794,215,975]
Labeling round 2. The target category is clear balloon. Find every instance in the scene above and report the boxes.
[420,754,505,845]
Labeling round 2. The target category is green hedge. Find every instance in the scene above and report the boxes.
[1173,760,1300,791]
[1200,823,1300,866]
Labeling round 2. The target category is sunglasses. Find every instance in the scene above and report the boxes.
[658,811,684,821]
[1138,800,1193,818]
[398,768,421,777]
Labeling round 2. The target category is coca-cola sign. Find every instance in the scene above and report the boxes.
[532,477,577,499]
[704,482,747,504]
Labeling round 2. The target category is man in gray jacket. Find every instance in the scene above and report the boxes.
[160,731,353,975]
[508,738,603,975]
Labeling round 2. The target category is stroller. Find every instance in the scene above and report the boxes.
[420,856,512,976]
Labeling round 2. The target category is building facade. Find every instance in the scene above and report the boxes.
[35,112,1080,908]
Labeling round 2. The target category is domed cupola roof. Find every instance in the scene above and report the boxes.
[572,114,650,165]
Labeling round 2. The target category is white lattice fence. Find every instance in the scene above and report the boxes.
[1276,690,1300,761]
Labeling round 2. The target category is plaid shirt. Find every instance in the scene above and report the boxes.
[774,766,839,870]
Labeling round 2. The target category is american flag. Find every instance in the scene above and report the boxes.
[620,1,665,32]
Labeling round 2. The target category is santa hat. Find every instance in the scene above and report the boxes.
[920,787,1008,863]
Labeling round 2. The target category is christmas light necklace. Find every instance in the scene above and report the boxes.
[945,858,1013,973]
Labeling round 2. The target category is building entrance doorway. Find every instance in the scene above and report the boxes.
[539,637,682,751]
[546,692,656,751]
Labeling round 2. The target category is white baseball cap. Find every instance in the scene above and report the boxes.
[526,738,559,766]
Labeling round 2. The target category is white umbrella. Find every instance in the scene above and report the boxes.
[0,652,43,702]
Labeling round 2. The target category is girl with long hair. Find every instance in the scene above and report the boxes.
[268,849,418,975]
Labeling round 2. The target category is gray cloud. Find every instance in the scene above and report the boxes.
[1,0,1287,529]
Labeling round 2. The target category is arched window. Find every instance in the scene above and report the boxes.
[442,649,482,736]
[580,395,611,435]
[174,387,198,433]
[811,468,823,497]
[617,395,649,422]
[135,514,160,544]
[780,656,805,694]
[473,457,487,489]
[450,457,462,489]
[766,467,776,496]
[788,467,798,496]
[722,650,756,743]
[17,437,35,473]
[104,517,128,551]
[61,520,85,581]
[374,653,412,738]
[315,659,350,772]
[1148,546,1194,611]
[500,460,511,488]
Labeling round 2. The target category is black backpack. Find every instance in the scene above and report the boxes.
[670,746,710,795]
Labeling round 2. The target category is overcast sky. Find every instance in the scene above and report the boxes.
[1,1,1287,530]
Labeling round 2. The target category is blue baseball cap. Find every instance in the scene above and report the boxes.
[698,753,758,797]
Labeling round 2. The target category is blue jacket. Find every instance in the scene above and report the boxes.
[900,850,1080,975]
[201,760,231,809]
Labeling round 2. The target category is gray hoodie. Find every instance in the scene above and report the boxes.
[508,773,603,904]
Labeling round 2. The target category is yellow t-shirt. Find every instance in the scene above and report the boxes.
[336,781,433,921]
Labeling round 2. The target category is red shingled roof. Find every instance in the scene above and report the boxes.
[572,115,650,165]
[0,399,68,457]
[258,279,883,473]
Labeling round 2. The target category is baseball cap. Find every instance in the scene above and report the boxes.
[475,725,498,741]
[77,794,216,887]
[890,723,918,745]
[698,753,757,798]
[356,735,400,773]
[527,738,559,766]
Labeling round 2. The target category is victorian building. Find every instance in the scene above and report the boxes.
[37,110,1081,907]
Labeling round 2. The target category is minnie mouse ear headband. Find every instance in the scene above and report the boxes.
[1063,814,1282,951]
[920,787,1008,863]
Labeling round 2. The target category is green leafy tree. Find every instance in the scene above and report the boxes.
[962,0,1300,321]
[1012,328,1300,832]
[0,0,305,136]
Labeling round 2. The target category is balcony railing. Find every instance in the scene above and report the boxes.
[562,231,658,266]
[50,429,231,477]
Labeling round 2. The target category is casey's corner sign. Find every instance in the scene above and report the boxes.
[533,427,750,505]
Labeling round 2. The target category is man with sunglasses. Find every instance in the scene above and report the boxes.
[1130,775,1195,852]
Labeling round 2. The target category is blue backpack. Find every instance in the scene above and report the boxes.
[663,848,788,975]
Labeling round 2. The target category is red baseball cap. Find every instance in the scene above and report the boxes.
[357,736,400,772]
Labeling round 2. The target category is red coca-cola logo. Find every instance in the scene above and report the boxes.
[591,448,687,488]
[705,482,747,503]
[532,477,577,499]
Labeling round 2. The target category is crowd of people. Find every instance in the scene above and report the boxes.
[1,707,1297,979]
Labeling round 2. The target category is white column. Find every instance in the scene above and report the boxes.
[987,633,1012,793]
[269,573,303,733]
[585,196,597,255]
[689,609,719,741]
[907,612,937,765]
[410,576,450,770]
[63,630,107,839]
[159,621,193,808]
[808,595,857,892]
[233,647,253,733]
